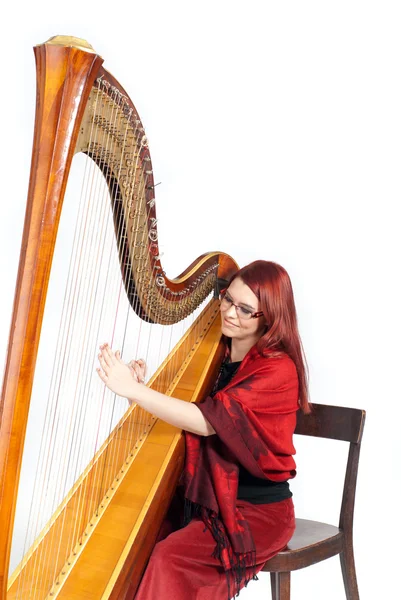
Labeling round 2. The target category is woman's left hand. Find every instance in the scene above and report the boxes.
[97,344,139,399]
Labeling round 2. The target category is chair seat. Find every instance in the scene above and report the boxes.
[262,518,344,572]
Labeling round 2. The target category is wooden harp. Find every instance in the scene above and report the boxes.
[0,36,237,599]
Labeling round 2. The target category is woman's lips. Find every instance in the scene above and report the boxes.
[223,318,239,328]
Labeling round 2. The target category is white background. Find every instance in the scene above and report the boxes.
[1,1,400,598]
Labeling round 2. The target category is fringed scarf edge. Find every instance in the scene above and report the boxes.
[182,498,259,599]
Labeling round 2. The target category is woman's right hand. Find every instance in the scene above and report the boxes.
[128,358,147,384]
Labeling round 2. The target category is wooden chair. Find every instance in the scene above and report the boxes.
[262,403,366,600]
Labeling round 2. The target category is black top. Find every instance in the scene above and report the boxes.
[212,359,292,504]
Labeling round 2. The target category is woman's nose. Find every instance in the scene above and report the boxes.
[224,303,238,318]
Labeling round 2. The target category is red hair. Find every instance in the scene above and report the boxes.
[229,260,310,414]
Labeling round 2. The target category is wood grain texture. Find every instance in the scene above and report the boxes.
[0,42,104,597]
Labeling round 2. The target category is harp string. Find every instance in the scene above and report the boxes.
[89,105,139,521]
[102,99,143,510]
[56,85,125,575]
[15,84,106,598]
[77,85,129,535]
[63,86,140,570]
[101,103,155,513]
[35,84,112,596]
[49,84,114,587]
[119,119,155,470]
[15,84,121,596]
[58,81,165,564]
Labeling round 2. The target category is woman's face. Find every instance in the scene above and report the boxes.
[220,277,266,343]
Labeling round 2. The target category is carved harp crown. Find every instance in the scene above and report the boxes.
[0,36,237,599]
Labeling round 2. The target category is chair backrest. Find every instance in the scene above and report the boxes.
[295,403,366,534]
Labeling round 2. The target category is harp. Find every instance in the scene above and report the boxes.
[0,36,238,599]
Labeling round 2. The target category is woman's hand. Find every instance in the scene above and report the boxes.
[128,358,147,384]
[97,344,215,436]
[97,344,140,400]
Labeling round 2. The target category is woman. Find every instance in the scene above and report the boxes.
[97,260,309,599]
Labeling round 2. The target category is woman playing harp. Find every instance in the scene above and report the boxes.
[97,260,310,599]
[0,36,308,600]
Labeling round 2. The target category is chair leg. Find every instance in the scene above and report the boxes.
[270,572,290,600]
[270,573,277,600]
[339,544,359,600]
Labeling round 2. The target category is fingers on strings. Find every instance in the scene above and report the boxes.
[97,343,115,380]
[96,344,145,384]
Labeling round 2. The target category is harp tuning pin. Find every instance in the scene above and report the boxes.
[146,181,161,190]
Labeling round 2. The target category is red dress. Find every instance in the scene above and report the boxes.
[134,345,298,599]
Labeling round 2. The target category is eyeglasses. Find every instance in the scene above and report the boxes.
[219,289,264,320]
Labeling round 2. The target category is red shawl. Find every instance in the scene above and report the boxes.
[181,345,299,598]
